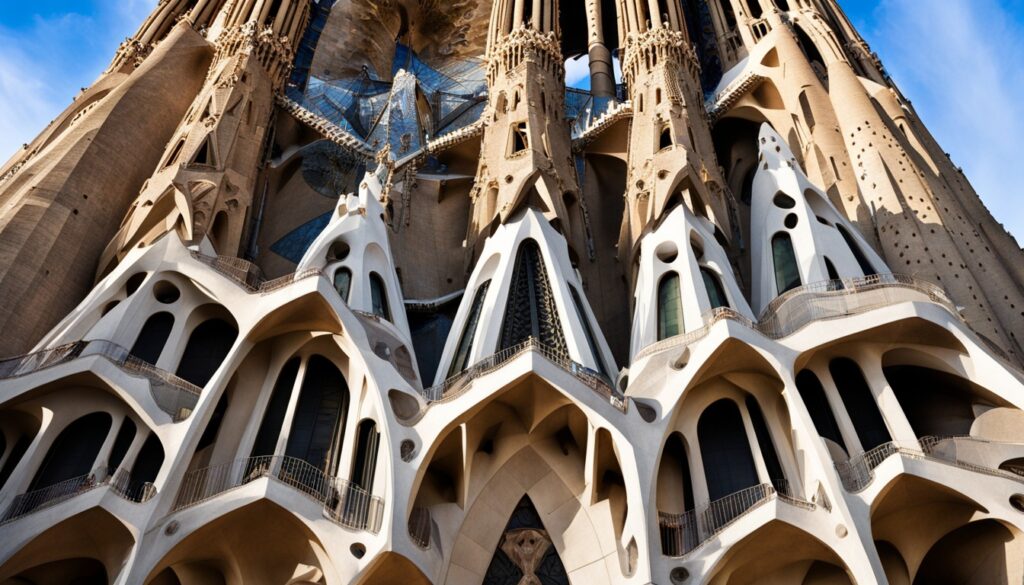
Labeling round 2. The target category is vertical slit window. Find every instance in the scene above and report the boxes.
[771,232,802,294]
[130,312,174,365]
[448,280,491,377]
[498,240,568,354]
[829,358,892,451]
[334,268,352,302]
[795,370,847,452]
[369,272,391,321]
[836,225,877,276]
[745,396,786,489]
[657,272,683,340]
[250,358,301,458]
[569,286,612,379]
[351,419,380,490]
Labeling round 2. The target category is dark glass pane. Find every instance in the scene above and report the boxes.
[569,286,612,379]
[286,355,349,472]
[108,418,137,471]
[658,273,683,340]
[745,396,786,488]
[499,240,568,354]
[700,267,730,309]
[771,233,802,294]
[351,420,379,489]
[369,272,391,320]
[128,432,164,497]
[334,268,352,302]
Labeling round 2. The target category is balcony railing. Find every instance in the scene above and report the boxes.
[1,466,156,524]
[835,436,1024,493]
[421,336,625,411]
[659,480,814,557]
[0,340,201,421]
[636,274,964,361]
[189,251,325,295]
[173,455,384,533]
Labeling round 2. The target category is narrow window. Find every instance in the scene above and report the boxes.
[192,136,215,167]
[108,418,137,471]
[699,400,759,502]
[351,419,380,490]
[829,358,892,451]
[836,225,877,276]
[498,240,568,353]
[700,267,730,309]
[824,257,843,288]
[795,370,847,452]
[369,272,391,321]
[175,318,238,387]
[164,139,185,168]
[659,126,673,151]
[510,122,529,154]
[745,396,786,489]
[286,355,349,474]
[657,272,683,340]
[333,268,352,302]
[799,91,816,131]
[448,280,491,377]
[127,433,164,500]
[771,233,802,294]
[569,286,612,379]
[745,0,763,18]
[250,358,301,458]
[656,88,662,104]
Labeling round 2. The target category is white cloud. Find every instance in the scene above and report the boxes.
[862,0,1024,240]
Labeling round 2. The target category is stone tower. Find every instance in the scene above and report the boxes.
[0,1,1023,584]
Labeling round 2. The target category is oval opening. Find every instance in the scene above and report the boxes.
[784,213,799,229]
[655,241,679,263]
[773,193,796,209]
[153,281,181,304]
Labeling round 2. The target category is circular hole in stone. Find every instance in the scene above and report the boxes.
[773,193,796,209]
[784,213,798,229]
[328,240,350,261]
[1011,494,1024,513]
[165,520,180,536]
[153,281,181,304]
[655,241,678,263]
[670,567,690,583]
[350,543,366,559]
[125,273,147,296]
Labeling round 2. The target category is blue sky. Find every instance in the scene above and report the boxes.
[0,1,1021,239]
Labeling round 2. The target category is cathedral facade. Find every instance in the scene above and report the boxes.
[0,0,1022,583]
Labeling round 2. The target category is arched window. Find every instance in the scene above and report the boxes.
[285,355,349,474]
[745,396,786,489]
[836,225,877,276]
[351,419,380,490]
[795,370,847,452]
[700,267,730,309]
[829,358,891,450]
[448,281,491,377]
[824,257,841,281]
[745,0,763,18]
[30,412,112,491]
[176,318,238,387]
[698,400,759,502]
[333,267,352,302]
[369,272,391,321]
[250,358,300,458]
[658,272,683,340]
[108,418,137,471]
[130,312,174,365]
[771,232,802,294]
[127,432,164,500]
[498,240,568,353]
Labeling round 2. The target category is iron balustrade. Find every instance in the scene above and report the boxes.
[189,251,326,295]
[0,340,201,421]
[173,455,384,533]
[1,466,156,524]
[659,480,815,558]
[834,435,1024,492]
[420,336,625,411]
[634,274,985,362]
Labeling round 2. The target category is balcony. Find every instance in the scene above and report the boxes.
[0,340,201,421]
[636,274,964,361]
[189,251,326,294]
[659,480,814,557]
[834,436,1024,493]
[172,455,384,533]
[419,336,625,412]
[1,466,157,525]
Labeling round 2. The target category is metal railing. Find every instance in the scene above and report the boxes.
[636,274,964,361]
[659,480,815,558]
[189,251,325,295]
[109,468,158,503]
[2,467,110,524]
[409,506,432,549]
[834,436,1024,493]
[0,340,201,421]
[421,336,625,411]
[173,455,384,533]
